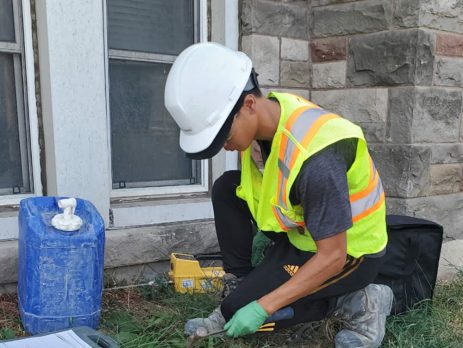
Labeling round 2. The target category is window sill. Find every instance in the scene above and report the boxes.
[0,193,36,209]
[0,210,20,240]
[110,184,209,200]
[109,195,214,229]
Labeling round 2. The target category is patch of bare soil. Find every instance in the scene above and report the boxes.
[102,287,164,320]
[0,294,27,338]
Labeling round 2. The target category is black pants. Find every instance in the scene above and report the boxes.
[212,171,384,328]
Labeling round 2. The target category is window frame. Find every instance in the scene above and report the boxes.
[0,0,41,205]
[105,0,210,199]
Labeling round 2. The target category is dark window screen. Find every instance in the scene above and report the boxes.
[107,0,195,55]
[0,0,15,42]
[0,53,23,191]
[109,60,199,187]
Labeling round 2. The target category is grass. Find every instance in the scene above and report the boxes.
[100,278,301,348]
[1,275,462,347]
[382,274,463,348]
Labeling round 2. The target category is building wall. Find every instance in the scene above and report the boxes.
[0,0,234,292]
[241,0,463,241]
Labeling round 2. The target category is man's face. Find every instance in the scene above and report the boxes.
[223,104,257,152]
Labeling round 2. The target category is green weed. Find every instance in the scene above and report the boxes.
[0,328,16,340]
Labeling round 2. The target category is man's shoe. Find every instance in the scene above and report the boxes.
[221,273,244,299]
[333,284,393,348]
[184,273,244,336]
[184,306,226,336]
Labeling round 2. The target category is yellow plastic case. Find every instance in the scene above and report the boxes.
[168,253,225,293]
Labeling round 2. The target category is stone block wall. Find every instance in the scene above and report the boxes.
[241,0,311,99]
[310,0,463,240]
[241,0,312,168]
[241,0,463,240]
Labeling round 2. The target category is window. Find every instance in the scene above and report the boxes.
[107,0,204,192]
[0,0,31,196]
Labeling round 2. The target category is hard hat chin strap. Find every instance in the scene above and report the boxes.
[243,68,260,92]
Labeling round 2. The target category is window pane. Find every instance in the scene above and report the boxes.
[107,0,195,55]
[0,0,15,42]
[0,53,27,193]
[109,59,200,187]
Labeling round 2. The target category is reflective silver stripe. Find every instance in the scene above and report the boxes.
[277,160,291,211]
[277,107,330,210]
[351,175,384,218]
[289,108,327,142]
[274,206,300,229]
[278,159,290,180]
[282,108,328,172]
[277,169,288,210]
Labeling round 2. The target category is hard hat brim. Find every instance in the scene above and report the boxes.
[182,112,235,160]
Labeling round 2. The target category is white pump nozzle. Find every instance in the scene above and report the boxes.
[51,198,83,231]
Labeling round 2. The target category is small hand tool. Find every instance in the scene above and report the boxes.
[186,327,226,348]
[185,306,294,347]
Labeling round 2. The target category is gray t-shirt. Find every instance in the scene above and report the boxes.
[289,138,356,241]
[291,138,384,257]
[258,138,356,241]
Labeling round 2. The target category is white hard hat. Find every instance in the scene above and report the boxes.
[164,42,253,159]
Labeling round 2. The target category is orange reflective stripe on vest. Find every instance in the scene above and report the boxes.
[350,156,385,222]
[274,106,340,229]
[277,105,312,210]
[272,205,305,231]
[277,107,329,209]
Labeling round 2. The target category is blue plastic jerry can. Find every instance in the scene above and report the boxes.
[17,197,105,335]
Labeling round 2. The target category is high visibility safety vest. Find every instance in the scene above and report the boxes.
[236,92,387,258]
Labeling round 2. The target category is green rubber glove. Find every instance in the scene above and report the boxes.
[224,300,269,338]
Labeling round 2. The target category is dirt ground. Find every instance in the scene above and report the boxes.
[0,294,26,338]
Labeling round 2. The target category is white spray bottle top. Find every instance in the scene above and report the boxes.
[51,198,83,231]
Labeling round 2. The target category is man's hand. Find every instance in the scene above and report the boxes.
[224,300,269,338]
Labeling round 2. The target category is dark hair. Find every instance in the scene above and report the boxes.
[228,68,262,117]
[228,87,262,118]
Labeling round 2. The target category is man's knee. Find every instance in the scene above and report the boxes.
[220,291,246,321]
[212,170,241,203]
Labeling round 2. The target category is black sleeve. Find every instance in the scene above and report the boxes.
[290,144,353,241]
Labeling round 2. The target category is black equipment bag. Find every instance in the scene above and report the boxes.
[374,215,443,314]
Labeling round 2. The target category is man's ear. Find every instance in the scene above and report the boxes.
[243,94,257,112]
